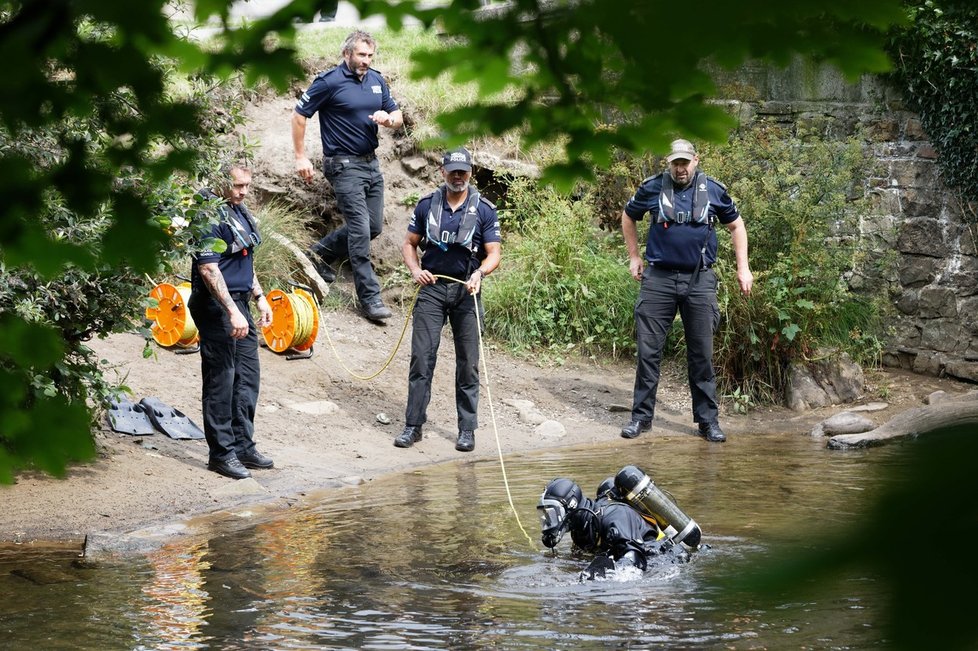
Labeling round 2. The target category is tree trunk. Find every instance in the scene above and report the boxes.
[827,394,978,449]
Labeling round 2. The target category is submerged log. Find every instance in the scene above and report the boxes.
[827,394,978,449]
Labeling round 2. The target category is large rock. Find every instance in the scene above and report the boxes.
[810,411,875,437]
[786,350,865,411]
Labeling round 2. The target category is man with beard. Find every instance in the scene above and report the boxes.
[619,138,753,443]
[395,147,501,453]
[292,29,403,323]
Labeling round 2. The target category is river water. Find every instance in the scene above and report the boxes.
[0,432,916,649]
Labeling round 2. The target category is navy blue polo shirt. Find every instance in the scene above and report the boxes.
[408,190,501,280]
[294,61,399,157]
[624,172,740,270]
[192,201,259,294]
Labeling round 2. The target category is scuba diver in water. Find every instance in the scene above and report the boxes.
[537,466,698,580]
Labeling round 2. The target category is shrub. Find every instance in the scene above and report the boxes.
[704,126,886,401]
[486,126,888,405]
[483,178,636,361]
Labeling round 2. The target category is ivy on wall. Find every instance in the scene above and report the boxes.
[887,1,978,207]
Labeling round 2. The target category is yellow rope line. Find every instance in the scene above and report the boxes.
[291,291,315,348]
[319,284,420,381]
[320,275,537,550]
[471,285,537,550]
[175,285,198,342]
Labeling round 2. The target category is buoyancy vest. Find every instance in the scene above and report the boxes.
[657,171,712,226]
[424,185,483,254]
[200,190,261,256]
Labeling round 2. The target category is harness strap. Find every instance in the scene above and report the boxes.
[657,171,711,225]
[424,185,482,253]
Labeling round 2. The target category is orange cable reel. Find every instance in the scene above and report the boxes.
[262,287,319,354]
[145,282,199,348]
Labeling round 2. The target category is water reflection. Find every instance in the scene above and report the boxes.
[1,432,905,649]
[139,542,209,648]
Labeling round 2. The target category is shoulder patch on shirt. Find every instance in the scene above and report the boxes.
[707,175,728,191]
[478,196,496,210]
[641,172,665,185]
[371,85,382,94]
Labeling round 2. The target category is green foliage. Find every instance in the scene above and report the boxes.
[377,0,907,190]
[887,1,978,204]
[487,127,887,404]
[703,126,886,401]
[250,199,319,292]
[483,179,636,359]
[0,0,292,481]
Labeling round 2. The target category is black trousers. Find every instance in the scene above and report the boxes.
[631,266,721,425]
[405,281,483,431]
[311,158,384,306]
[188,292,260,462]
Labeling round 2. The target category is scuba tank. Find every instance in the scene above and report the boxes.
[614,465,701,549]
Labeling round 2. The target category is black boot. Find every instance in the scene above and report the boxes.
[698,421,727,443]
[620,420,652,439]
[455,429,475,452]
[394,425,423,448]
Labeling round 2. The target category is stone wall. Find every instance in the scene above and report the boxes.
[707,58,978,383]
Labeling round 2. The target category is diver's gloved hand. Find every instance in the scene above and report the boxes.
[542,531,560,548]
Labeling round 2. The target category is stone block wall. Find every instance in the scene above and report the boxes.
[707,58,978,383]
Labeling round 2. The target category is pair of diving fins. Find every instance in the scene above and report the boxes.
[106,397,205,440]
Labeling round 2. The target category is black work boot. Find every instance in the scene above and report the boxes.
[309,250,336,283]
[620,420,652,439]
[394,425,423,448]
[698,421,727,443]
[455,429,475,452]
[360,301,393,323]
[207,456,251,480]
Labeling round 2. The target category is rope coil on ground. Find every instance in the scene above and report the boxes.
[146,282,199,348]
[262,287,320,353]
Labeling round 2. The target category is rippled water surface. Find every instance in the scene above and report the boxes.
[0,432,912,649]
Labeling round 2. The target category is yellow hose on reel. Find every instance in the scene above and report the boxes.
[145,282,199,348]
[262,288,319,353]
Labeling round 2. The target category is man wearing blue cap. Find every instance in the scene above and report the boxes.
[395,147,502,452]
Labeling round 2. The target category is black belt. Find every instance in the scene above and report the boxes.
[325,153,376,164]
[229,291,252,302]
[651,263,712,272]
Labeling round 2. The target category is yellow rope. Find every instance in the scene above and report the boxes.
[321,275,537,550]
[471,284,537,550]
[319,284,420,381]
[290,291,315,348]
[174,285,198,343]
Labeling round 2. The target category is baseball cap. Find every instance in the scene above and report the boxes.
[666,139,697,162]
[442,147,473,172]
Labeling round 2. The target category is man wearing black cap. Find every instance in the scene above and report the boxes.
[291,29,403,323]
[619,138,753,443]
[395,147,502,452]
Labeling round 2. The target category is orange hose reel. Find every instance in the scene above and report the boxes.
[262,287,320,353]
[146,282,199,348]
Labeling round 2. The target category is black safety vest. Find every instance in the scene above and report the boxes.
[424,185,482,254]
[657,171,712,225]
[200,189,261,256]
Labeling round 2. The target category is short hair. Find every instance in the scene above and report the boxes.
[219,160,252,177]
[341,30,376,57]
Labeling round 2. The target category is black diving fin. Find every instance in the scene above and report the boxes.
[106,398,157,436]
[139,396,205,440]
